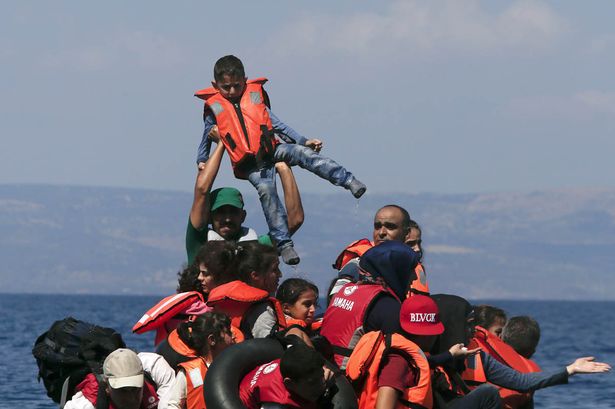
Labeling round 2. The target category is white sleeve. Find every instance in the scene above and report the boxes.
[63,392,96,409]
[138,352,176,409]
[166,370,188,409]
[249,305,277,339]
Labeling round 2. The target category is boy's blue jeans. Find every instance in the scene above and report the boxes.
[247,144,355,248]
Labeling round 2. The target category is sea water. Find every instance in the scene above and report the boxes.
[1,294,613,408]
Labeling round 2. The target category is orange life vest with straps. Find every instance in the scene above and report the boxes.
[155,329,198,370]
[207,280,287,341]
[346,331,433,409]
[132,291,205,345]
[333,239,430,295]
[194,78,278,179]
[178,357,209,409]
[472,326,541,409]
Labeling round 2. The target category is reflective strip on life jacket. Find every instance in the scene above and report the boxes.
[178,357,209,409]
[132,292,204,335]
[346,332,433,409]
[194,78,277,179]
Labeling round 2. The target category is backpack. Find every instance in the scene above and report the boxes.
[32,317,126,407]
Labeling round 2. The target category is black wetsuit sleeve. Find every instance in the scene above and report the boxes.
[364,295,401,334]
[482,352,569,392]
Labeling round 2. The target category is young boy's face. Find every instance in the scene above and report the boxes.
[212,74,246,102]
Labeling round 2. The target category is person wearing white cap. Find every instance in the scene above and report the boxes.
[64,349,175,409]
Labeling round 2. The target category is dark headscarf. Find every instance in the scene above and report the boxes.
[359,241,418,301]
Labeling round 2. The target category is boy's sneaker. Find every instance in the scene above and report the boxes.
[348,177,367,198]
[280,245,300,265]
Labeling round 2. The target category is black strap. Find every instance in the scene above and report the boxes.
[332,345,354,357]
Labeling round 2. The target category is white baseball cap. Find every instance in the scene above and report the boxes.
[103,349,144,389]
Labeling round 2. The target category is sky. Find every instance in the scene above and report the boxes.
[2,1,614,195]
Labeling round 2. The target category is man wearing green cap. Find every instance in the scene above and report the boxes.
[186,134,304,264]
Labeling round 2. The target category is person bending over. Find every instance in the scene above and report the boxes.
[239,344,330,409]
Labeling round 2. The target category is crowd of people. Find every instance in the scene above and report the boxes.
[61,55,610,409]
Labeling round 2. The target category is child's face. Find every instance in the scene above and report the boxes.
[212,74,246,102]
[284,289,317,324]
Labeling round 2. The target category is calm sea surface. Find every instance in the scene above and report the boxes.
[1,294,613,408]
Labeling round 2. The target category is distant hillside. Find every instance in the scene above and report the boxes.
[1,184,614,299]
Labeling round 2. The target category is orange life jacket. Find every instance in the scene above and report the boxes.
[133,292,205,345]
[472,326,541,409]
[207,280,287,341]
[155,329,198,370]
[333,239,430,295]
[460,350,487,385]
[284,317,323,334]
[194,78,278,179]
[346,332,433,409]
[178,357,209,409]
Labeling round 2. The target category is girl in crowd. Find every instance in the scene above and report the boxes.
[134,241,237,345]
[166,312,235,409]
[206,242,286,340]
[276,278,320,333]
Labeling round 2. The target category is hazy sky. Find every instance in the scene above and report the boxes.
[2,1,614,195]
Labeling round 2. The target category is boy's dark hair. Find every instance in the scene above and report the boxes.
[474,305,507,329]
[213,55,245,82]
[176,312,231,355]
[276,278,319,305]
[193,241,238,285]
[502,316,540,359]
[280,344,324,381]
[176,263,200,293]
[235,242,278,283]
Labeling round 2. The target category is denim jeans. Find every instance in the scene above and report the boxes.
[247,144,355,247]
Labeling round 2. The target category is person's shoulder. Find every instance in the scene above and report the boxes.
[63,392,95,409]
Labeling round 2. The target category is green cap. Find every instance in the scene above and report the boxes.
[210,187,244,212]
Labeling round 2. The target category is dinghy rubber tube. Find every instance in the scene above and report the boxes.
[204,338,357,409]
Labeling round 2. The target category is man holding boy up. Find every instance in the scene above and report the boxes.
[195,55,366,265]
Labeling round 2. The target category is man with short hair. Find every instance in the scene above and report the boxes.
[186,130,304,264]
[502,316,541,359]
[64,348,175,409]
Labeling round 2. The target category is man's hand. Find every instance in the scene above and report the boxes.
[305,139,323,152]
[208,125,220,142]
[566,356,611,375]
[449,343,481,358]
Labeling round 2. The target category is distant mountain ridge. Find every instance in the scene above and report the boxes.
[1,184,614,299]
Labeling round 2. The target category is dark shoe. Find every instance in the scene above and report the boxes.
[280,245,300,265]
[348,177,367,198]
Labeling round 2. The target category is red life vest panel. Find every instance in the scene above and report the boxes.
[207,280,287,340]
[194,78,278,179]
[75,373,159,409]
[472,326,541,409]
[346,332,433,409]
[333,240,430,295]
[132,292,205,345]
[239,359,317,409]
[320,282,393,369]
[178,357,209,409]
